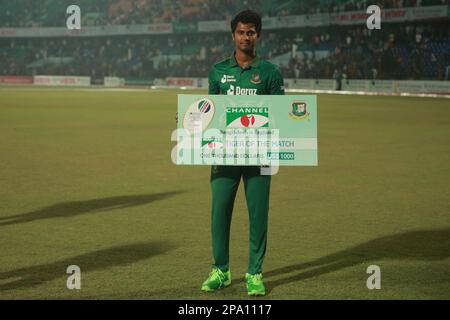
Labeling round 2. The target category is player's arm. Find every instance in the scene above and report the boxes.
[208,68,220,94]
[268,67,285,95]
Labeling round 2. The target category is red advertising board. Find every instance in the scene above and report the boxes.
[0,76,33,84]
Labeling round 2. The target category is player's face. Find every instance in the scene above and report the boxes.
[232,22,259,54]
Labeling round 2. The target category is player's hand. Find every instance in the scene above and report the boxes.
[175,112,178,124]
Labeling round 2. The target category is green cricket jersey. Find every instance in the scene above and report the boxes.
[208,52,285,96]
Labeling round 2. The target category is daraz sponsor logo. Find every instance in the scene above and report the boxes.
[226,107,269,128]
[227,84,257,95]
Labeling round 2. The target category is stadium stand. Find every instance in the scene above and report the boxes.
[1,21,448,81]
[0,1,449,82]
[0,0,449,27]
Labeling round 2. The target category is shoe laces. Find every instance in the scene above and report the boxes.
[248,273,263,284]
[210,268,225,281]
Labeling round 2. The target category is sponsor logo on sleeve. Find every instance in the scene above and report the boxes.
[221,74,236,83]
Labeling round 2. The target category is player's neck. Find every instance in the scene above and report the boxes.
[235,49,256,69]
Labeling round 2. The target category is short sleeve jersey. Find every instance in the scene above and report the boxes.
[208,52,285,96]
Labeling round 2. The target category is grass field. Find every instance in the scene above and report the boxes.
[0,87,449,300]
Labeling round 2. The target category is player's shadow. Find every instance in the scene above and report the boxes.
[0,241,175,291]
[0,192,183,227]
[264,227,450,294]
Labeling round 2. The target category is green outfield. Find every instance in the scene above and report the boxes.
[0,87,449,300]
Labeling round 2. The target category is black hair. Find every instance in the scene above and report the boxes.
[230,10,262,36]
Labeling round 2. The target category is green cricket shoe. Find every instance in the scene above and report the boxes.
[245,273,266,296]
[201,267,231,292]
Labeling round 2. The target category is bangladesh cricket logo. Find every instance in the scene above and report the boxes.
[250,73,261,84]
[226,107,269,128]
[289,101,310,121]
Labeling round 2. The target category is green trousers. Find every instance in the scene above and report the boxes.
[210,165,271,275]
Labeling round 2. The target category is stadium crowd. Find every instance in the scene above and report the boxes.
[0,0,449,27]
[1,20,448,81]
[1,1,449,81]
[281,22,450,80]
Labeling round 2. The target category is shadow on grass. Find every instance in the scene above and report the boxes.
[0,192,183,227]
[0,241,175,291]
[264,227,450,294]
[4,228,448,296]
[136,228,449,299]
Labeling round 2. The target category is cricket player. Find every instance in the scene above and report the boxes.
[201,10,285,296]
